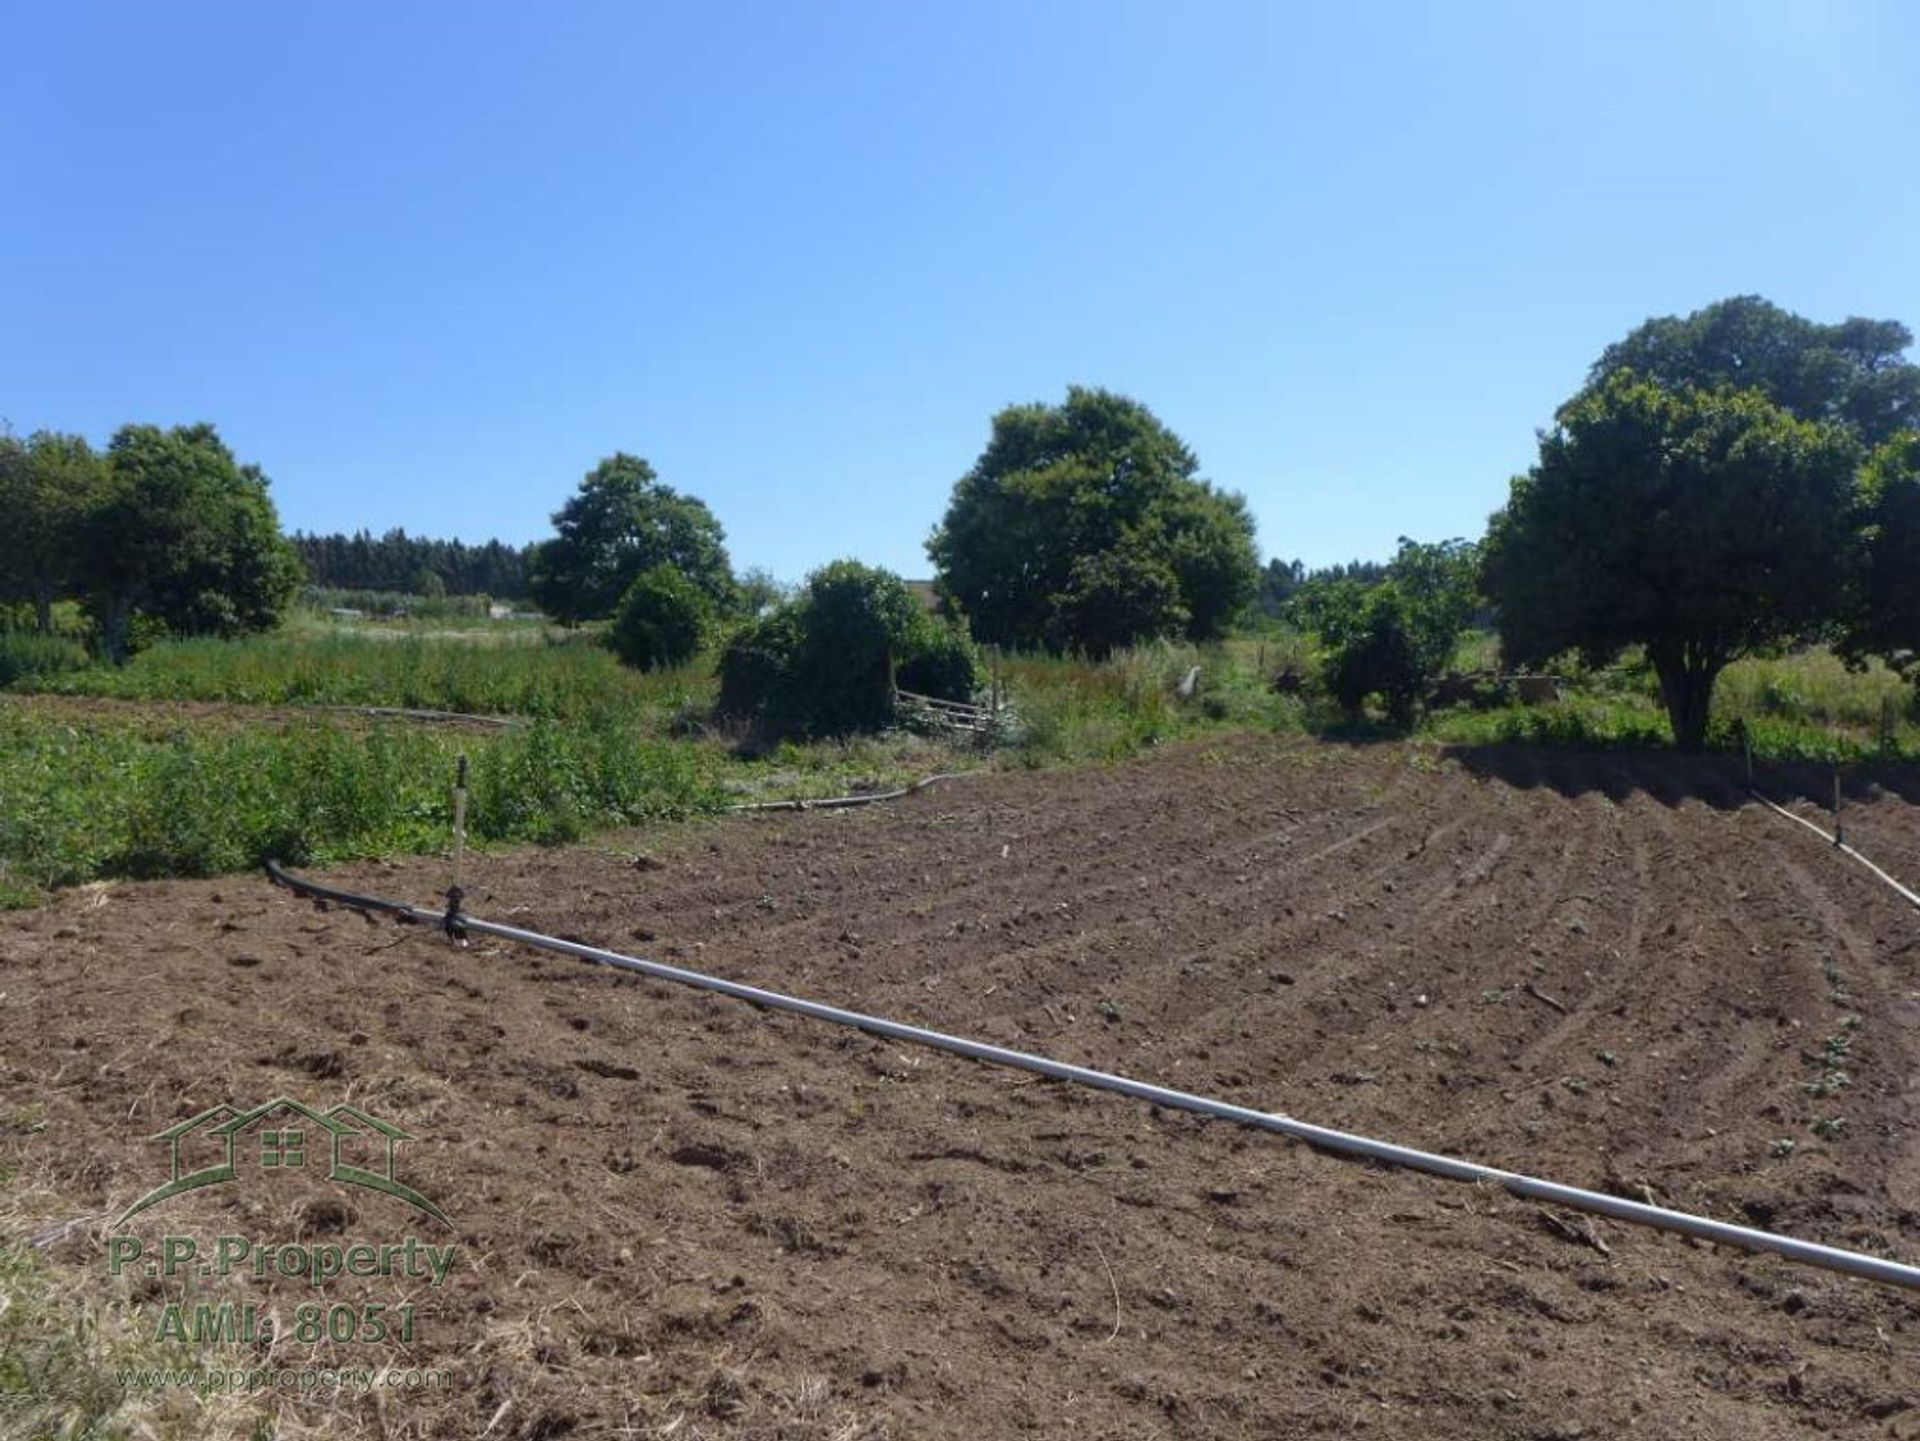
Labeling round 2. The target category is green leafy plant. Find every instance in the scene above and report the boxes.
[607,564,713,671]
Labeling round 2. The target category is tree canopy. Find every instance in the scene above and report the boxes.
[72,424,302,661]
[528,454,735,624]
[1592,295,1920,448]
[291,528,532,597]
[0,431,108,634]
[1482,372,1861,748]
[1840,431,1920,679]
[927,387,1258,653]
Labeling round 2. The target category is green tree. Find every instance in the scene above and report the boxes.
[1382,537,1480,677]
[528,454,734,624]
[1482,373,1860,749]
[928,387,1257,651]
[86,425,302,661]
[734,566,789,618]
[1840,431,1920,683]
[1287,538,1478,724]
[607,564,713,671]
[0,431,108,634]
[1047,544,1187,659]
[1593,295,1919,448]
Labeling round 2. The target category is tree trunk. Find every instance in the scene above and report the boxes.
[1650,644,1723,751]
[101,595,133,665]
[33,590,52,637]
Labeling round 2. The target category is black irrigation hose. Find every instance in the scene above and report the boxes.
[264,858,1920,1294]
[263,859,421,919]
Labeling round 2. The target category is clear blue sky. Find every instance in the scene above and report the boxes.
[5,2,1915,579]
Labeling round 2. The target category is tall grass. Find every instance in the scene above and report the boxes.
[996,641,1306,765]
[13,630,709,719]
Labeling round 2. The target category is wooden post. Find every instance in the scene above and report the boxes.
[1833,769,1843,849]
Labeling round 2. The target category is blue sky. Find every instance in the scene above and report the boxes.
[4,1,1916,579]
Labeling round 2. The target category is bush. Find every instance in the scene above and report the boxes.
[896,620,979,700]
[717,606,805,722]
[716,560,979,736]
[1302,582,1425,725]
[607,565,712,671]
[0,632,90,689]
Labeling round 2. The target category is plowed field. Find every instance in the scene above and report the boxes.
[4,737,1919,1438]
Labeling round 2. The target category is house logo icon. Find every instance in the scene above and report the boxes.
[120,1097,451,1227]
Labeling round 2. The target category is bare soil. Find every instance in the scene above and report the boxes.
[4,736,1920,1439]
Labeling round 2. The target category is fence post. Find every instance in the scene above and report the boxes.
[1833,768,1844,849]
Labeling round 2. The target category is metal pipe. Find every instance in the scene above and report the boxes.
[264,862,1920,1293]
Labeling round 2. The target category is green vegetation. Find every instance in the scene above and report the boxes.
[1841,431,1920,680]
[609,564,714,671]
[1484,296,1920,750]
[1427,647,1920,762]
[3,611,1916,904]
[0,424,303,663]
[528,452,736,624]
[292,526,533,597]
[928,386,1259,654]
[720,561,978,735]
[1484,372,1861,749]
[0,709,722,896]
[13,628,686,718]
[1291,538,1479,725]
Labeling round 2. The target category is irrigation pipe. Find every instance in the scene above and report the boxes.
[264,860,1920,1294]
[1748,790,1920,913]
[725,771,980,813]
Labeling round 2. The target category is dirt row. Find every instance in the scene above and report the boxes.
[3,736,1918,1438]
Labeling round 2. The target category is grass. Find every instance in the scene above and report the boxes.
[1426,645,1920,762]
[994,640,1306,766]
[14,628,698,720]
[0,1158,262,1440]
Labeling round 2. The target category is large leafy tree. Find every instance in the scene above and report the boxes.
[927,387,1258,652]
[1593,295,1920,448]
[528,454,734,624]
[1840,431,1920,682]
[0,430,108,633]
[1482,373,1860,749]
[86,424,302,661]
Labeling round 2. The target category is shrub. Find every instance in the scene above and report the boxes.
[717,606,806,722]
[607,565,712,671]
[715,560,979,736]
[896,620,979,700]
[1309,583,1424,725]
